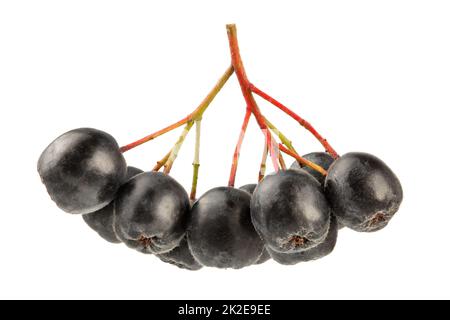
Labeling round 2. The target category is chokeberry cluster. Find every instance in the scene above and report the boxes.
[37,25,403,270]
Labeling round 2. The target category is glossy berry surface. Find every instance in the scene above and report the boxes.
[157,237,203,271]
[188,187,264,269]
[325,152,403,232]
[82,166,143,243]
[114,172,190,254]
[239,183,271,265]
[121,166,145,182]
[268,215,338,265]
[251,169,331,253]
[37,128,127,214]
[290,152,334,185]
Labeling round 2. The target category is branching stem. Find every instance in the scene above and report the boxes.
[226,24,280,172]
[120,65,234,153]
[250,84,339,159]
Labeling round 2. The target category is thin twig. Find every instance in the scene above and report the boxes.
[279,144,327,175]
[258,140,268,181]
[228,107,252,187]
[251,84,339,159]
[190,119,202,200]
[120,65,234,153]
[163,121,194,174]
[226,24,280,171]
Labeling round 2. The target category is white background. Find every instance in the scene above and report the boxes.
[1,0,449,300]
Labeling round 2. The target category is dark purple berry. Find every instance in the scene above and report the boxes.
[239,183,271,265]
[157,237,203,271]
[254,248,271,265]
[290,152,334,185]
[268,215,338,265]
[239,184,257,195]
[37,128,127,214]
[188,187,264,269]
[82,166,143,243]
[324,152,403,232]
[251,170,331,253]
[114,172,190,254]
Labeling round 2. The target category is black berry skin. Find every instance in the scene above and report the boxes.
[290,152,335,185]
[114,172,190,254]
[157,237,203,271]
[121,166,144,181]
[82,166,143,244]
[239,184,257,195]
[268,215,338,265]
[251,170,331,253]
[254,248,271,265]
[324,152,403,232]
[239,183,271,265]
[37,128,127,214]
[188,187,264,269]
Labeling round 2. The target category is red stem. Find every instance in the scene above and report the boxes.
[278,152,287,170]
[228,107,252,187]
[258,140,268,181]
[120,65,234,153]
[250,84,339,159]
[120,118,189,153]
[226,24,280,172]
[278,144,327,176]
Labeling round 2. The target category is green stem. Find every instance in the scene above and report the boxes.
[163,120,195,174]
[190,119,202,201]
[157,66,233,174]
[264,117,297,154]
[120,65,234,153]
